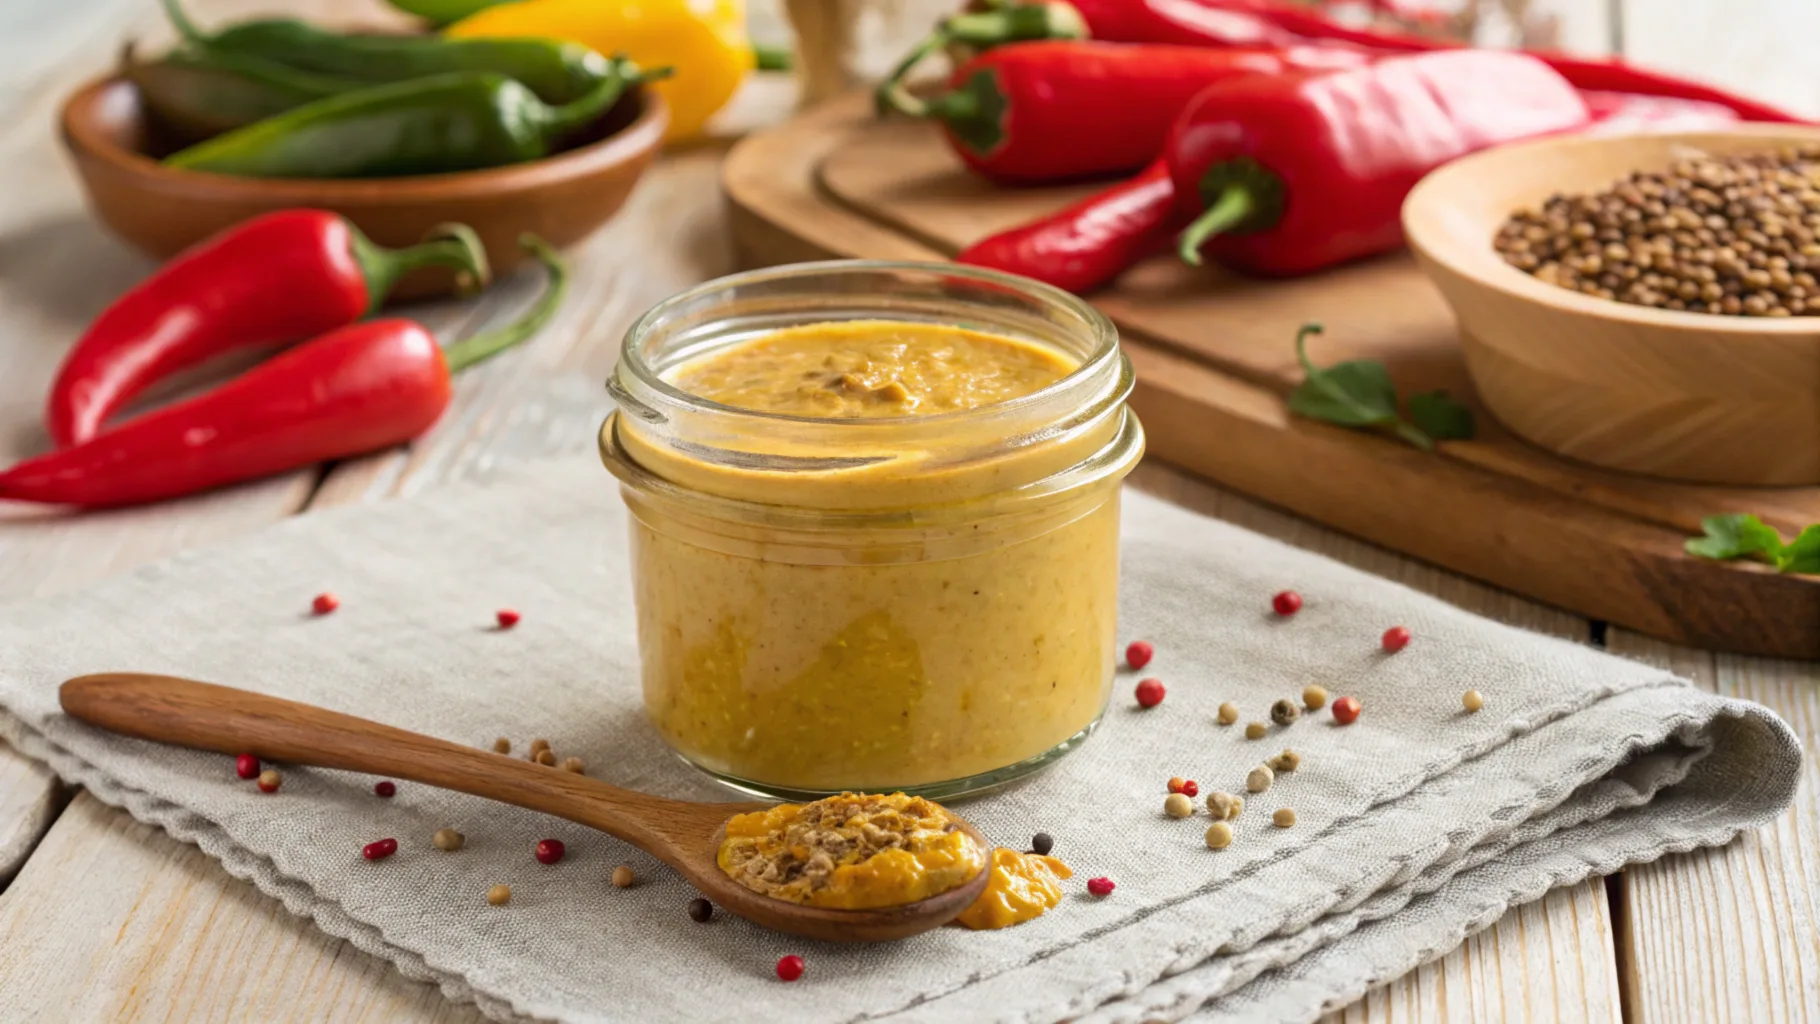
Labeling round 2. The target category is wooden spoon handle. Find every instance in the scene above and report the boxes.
[58,672,688,850]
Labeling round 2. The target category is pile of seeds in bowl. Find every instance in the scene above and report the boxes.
[1493,146,1820,316]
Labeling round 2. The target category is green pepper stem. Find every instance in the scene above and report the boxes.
[874,32,945,118]
[752,42,793,72]
[441,235,568,374]
[352,223,493,312]
[160,0,208,44]
[543,60,672,137]
[1177,187,1256,266]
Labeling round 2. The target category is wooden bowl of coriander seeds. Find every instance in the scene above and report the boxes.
[1404,127,1820,486]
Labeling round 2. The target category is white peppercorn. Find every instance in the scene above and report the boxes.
[1246,765,1275,794]
[1164,793,1195,819]
[1267,749,1301,773]
[1205,791,1244,820]
[1204,822,1234,849]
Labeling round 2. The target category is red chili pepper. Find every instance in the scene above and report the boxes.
[1170,51,1590,276]
[883,41,1367,185]
[45,211,491,448]
[1060,0,1806,124]
[957,159,1182,292]
[0,236,563,509]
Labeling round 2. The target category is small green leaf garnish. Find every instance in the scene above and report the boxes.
[1685,515,1820,575]
[1287,324,1474,452]
[1408,391,1476,441]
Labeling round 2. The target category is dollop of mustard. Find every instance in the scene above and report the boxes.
[955,847,1072,930]
[717,792,986,910]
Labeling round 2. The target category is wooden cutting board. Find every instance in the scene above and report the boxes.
[721,94,1820,658]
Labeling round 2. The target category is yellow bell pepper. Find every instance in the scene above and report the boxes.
[446,0,756,142]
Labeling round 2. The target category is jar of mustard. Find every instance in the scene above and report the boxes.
[600,261,1143,799]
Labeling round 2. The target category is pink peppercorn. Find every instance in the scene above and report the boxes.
[1135,678,1165,708]
[535,838,566,865]
[1272,590,1303,616]
[257,769,282,793]
[1382,626,1411,653]
[496,608,521,630]
[1180,780,1199,798]
[362,838,398,861]
[776,955,805,982]
[374,780,396,798]
[1087,877,1115,897]
[311,592,339,616]
[235,753,260,780]
[1125,640,1154,670]
[1332,695,1361,725]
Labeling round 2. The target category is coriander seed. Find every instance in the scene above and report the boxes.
[1164,793,1195,818]
[1302,685,1328,711]
[611,865,636,888]
[529,738,550,757]
[1217,702,1240,725]
[561,756,585,774]
[1246,765,1275,793]
[1267,749,1301,773]
[433,828,465,851]
[534,749,557,766]
[1463,689,1485,713]
[492,737,511,755]
[1270,699,1300,727]
[487,884,512,906]
[1205,791,1244,820]
[1273,808,1296,828]
[1204,822,1234,849]
[1245,721,1268,740]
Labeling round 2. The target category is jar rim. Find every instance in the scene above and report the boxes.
[616,259,1121,426]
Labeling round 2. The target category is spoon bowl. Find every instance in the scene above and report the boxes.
[57,672,992,943]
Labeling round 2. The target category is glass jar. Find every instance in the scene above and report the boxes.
[600,261,1143,799]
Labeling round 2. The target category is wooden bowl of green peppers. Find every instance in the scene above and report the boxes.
[58,0,669,292]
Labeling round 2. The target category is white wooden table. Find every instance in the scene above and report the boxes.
[0,2,1814,1020]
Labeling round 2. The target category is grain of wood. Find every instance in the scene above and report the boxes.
[1604,632,1820,1023]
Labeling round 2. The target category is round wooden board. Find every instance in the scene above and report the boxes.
[722,94,1820,658]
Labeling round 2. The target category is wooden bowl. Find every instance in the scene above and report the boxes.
[1404,127,1820,486]
[59,74,668,298]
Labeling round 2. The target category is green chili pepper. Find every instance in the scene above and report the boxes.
[382,0,521,28]
[164,60,667,179]
[160,0,610,105]
[122,42,363,143]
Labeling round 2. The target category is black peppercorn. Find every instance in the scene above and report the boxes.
[1030,832,1054,856]
[687,897,713,923]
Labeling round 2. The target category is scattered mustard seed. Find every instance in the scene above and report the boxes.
[1246,765,1275,794]
[1164,793,1195,819]
[561,756,585,774]
[1267,749,1301,773]
[1206,791,1244,821]
[1245,721,1268,740]
[1273,808,1296,828]
[1270,699,1301,727]
[1217,702,1240,725]
[1302,685,1328,711]
[612,865,636,888]
[492,737,511,755]
[1205,822,1234,849]
[534,749,557,766]
[1463,689,1485,713]
[487,884,512,906]
[432,828,465,852]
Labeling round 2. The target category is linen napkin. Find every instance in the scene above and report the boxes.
[0,454,1800,1024]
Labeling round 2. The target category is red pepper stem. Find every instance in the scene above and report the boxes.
[874,3,1084,117]
[875,34,945,118]
[351,222,492,311]
[440,235,568,374]
[1177,188,1255,266]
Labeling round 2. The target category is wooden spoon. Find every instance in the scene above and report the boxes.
[58,672,991,943]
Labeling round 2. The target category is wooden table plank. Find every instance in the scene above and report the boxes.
[1605,632,1820,1023]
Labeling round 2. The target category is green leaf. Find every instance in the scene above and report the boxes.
[1774,525,1820,574]
[1407,391,1476,441]
[1684,514,1785,562]
[1287,324,1400,428]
